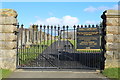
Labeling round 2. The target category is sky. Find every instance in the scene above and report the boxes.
[1,2,119,28]
[1,0,120,2]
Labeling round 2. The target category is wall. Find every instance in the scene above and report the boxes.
[101,10,120,68]
[0,9,18,70]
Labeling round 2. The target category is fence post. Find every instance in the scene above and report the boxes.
[0,9,18,70]
[101,10,120,68]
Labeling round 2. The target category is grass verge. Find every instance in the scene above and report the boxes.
[102,68,120,80]
[0,69,11,78]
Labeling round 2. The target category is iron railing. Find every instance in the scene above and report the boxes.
[16,24,105,70]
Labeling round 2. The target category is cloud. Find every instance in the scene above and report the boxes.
[84,20,99,24]
[46,17,62,25]
[84,4,119,12]
[33,15,79,26]
[84,6,97,12]
[62,16,79,26]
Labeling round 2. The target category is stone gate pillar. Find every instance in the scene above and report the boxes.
[0,9,18,70]
[101,10,120,68]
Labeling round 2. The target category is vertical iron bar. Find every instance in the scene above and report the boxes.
[38,32,40,67]
[47,25,49,47]
[62,26,65,68]
[66,25,69,46]
[29,28,32,67]
[16,23,19,67]
[66,25,69,68]
[32,25,34,44]
[28,29,30,67]
[51,25,53,53]
[43,25,46,67]
[63,25,65,51]
[44,25,46,46]
[33,25,35,67]
[73,25,76,68]
[29,30,30,42]
[23,24,25,67]
[61,26,63,50]
[24,29,27,66]
[58,26,60,68]
[35,25,37,43]
[51,25,53,67]
[54,26,57,68]
[64,26,66,52]
[40,25,42,67]
[36,25,38,67]
[47,25,49,67]
[77,25,79,68]
[80,25,82,68]
[25,29,27,44]
[21,24,23,67]
[54,26,56,50]
[62,26,64,54]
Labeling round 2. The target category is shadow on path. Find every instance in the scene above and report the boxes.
[27,40,103,69]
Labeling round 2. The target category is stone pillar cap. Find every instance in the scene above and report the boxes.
[105,9,120,16]
[0,9,18,18]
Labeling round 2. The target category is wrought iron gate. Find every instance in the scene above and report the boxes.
[16,24,105,70]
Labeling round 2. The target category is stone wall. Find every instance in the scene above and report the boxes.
[0,9,18,70]
[101,10,120,68]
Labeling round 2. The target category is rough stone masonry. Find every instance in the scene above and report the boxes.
[101,10,120,68]
[0,9,18,70]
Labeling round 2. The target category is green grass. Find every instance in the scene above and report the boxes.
[18,40,55,65]
[0,69,11,78]
[68,39,77,48]
[40,40,55,46]
[102,68,120,79]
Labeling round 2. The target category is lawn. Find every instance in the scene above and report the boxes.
[18,40,55,65]
[68,39,77,48]
[0,69,11,78]
[102,68,120,80]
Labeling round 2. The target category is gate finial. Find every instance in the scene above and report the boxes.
[43,25,46,29]
[73,25,76,28]
[81,25,83,28]
[54,25,56,29]
[77,25,79,28]
[85,25,87,28]
[47,25,49,29]
[21,24,24,28]
[88,25,91,28]
[66,25,69,28]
